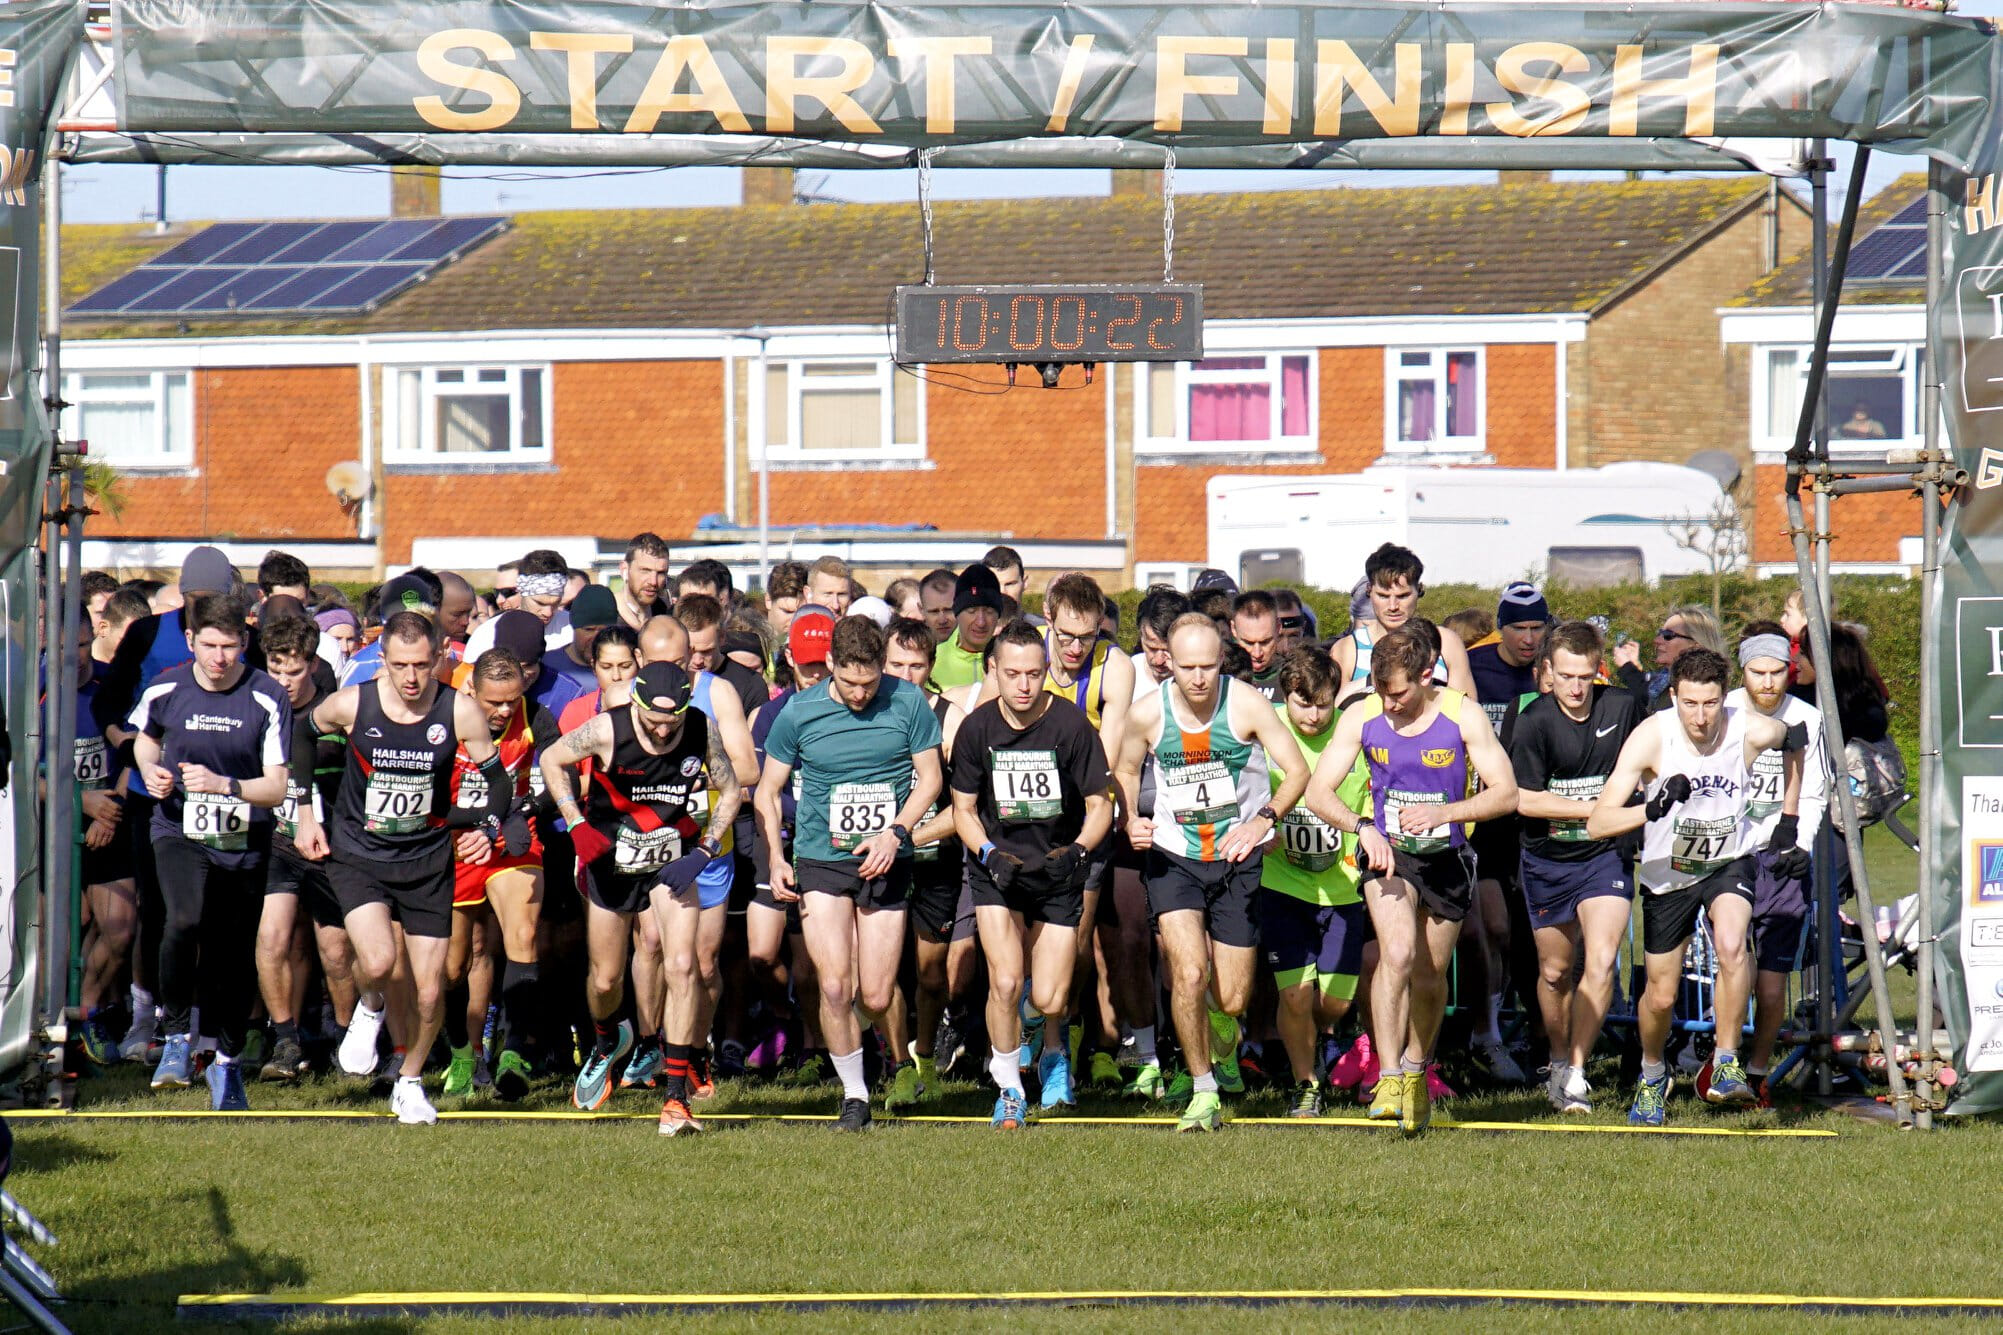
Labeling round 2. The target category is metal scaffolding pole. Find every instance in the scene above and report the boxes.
[1808,146,1835,1095]
[1913,163,1948,1127]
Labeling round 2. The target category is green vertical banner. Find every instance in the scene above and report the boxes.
[1931,86,2003,1109]
[0,0,78,1078]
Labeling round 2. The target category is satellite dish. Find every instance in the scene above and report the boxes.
[325,461,370,505]
[1687,450,1742,492]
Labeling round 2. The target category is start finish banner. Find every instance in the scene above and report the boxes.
[108,1,2000,166]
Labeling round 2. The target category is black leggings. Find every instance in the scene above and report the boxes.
[151,838,264,1058]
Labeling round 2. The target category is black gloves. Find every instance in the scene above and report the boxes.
[982,844,1023,889]
[1646,774,1691,823]
[1042,843,1087,885]
[1766,813,1811,881]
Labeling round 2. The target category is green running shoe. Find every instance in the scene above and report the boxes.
[493,1049,532,1103]
[442,1045,476,1098]
[1287,1079,1324,1119]
[883,1060,924,1112]
[1209,1009,1243,1094]
[1164,1067,1195,1106]
[1088,1051,1122,1089]
[1177,1089,1223,1132]
[1131,1060,1165,1101]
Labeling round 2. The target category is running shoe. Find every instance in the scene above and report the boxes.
[1705,1057,1756,1106]
[991,1089,1028,1130]
[493,1049,532,1103]
[260,1035,305,1084]
[746,1029,784,1074]
[337,1002,384,1078]
[1287,1080,1324,1119]
[1560,1065,1592,1115]
[442,1045,476,1098]
[79,1015,117,1067]
[1425,1064,1456,1102]
[1628,1072,1671,1127]
[1036,1047,1074,1110]
[205,1058,250,1112]
[120,1009,159,1064]
[1329,1033,1375,1092]
[620,1041,664,1090]
[1208,1010,1243,1094]
[834,1097,873,1132]
[714,1039,747,1081]
[1237,1046,1267,1090]
[1088,1051,1122,1090]
[1399,1068,1431,1135]
[1131,1060,1166,1101]
[934,1013,967,1077]
[689,1051,716,1100]
[150,1033,193,1089]
[474,1052,493,1090]
[571,1021,634,1112]
[1545,1062,1571,1112]
[392,1075,438,1125]
[1164,1068,1195,1106]
[884,1060,924,1112]
[1366,1074,1403,1121]
[1477,1038,1527,1084]
[1177,1090,1222,1133]
[658,1097,704,1137]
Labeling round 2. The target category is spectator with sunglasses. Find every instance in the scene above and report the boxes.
[1617,605,1726,715]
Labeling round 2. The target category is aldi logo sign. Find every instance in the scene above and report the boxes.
[1978,841,2003,906]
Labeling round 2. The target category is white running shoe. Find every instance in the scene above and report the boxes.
[1480,1038,1527,1084]
[1561,1064,1592,1114]
[338,1001,384,1077]
[119,1009,159,1063]
[1545,1062,1572,1111]
[392,1076,437,1125]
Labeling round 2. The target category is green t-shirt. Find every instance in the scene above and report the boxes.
[930,628,986,692]
[762,675,944,864]
[1261,707,1370,906]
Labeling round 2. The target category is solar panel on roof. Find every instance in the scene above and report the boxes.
[1848,197,1925,283]
[69,216,507,318]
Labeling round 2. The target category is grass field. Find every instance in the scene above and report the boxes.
[10,826,1968,1334]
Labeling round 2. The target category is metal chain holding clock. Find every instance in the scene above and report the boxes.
[919,148,936,285]
[1162,148,1177,282]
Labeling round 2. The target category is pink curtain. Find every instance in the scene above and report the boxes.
[1281,357,1309,437]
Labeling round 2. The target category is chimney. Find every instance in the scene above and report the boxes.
[1499,170,1555,187]
[742,169,797,207]
[391,166,442,217]
[1111,170,1164,199]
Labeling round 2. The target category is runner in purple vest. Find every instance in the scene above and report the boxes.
[1305,621,1518,1135]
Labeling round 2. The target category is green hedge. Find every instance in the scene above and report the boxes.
[1106,574,1923,772]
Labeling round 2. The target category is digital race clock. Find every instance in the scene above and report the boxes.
[894,283,1203,365]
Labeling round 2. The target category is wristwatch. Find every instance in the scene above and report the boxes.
[1356,816,1376,834]
[226,777,242,800]
[892,823,914,847]
[1255,804,1278,824]
[698,835,724,859]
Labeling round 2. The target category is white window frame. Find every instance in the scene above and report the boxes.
[1752,342,1922,454]
[1383,346,1486,456]
[1134,351,1318,456]
[762,358,925,463]
[60,369,193,469]
[380,363,553,465]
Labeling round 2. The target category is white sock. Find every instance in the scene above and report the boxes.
[1132,1025,1157,1063]
[214,1053,235,1066]
[355,998,383,1022]
[832,1047,868,1102]
[1641,1059,1667,1082]
[396,1074,423,1091]
[130,985,155,1016]
[990,1047,1024,1095]
[1193,1070,1218,1095]
[1715,1049,1738,1066]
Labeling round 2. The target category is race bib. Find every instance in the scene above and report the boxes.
[456,768,490,810]
[991,749,1062,823]
[1279,809,1340,872]
[1670,814,1739,875]
[1159,761,1236,828]
[529,763,546,799]
[364,771,434,835]
[276,785,324,840]
[1546,774,1607,843]
[73,737,109,790]
[829,782,895,852]
[613,822,680,875]
[1382,787,1448,855]
[183,792,250,851]
[1746,752,1785,821]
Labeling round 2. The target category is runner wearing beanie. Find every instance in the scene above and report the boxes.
[931,565,1004,692]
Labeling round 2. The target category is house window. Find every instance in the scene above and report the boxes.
[1760,345,1918,448]
[1136,353,1315,453]
[1387,348,1483,453]
[764,360,921,460]
[383,365,551,463]
[61,371,191,468]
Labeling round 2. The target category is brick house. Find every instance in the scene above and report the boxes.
[1721,172,1927,575]
[61,176,1805,588]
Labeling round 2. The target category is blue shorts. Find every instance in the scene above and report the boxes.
[1519,846,1631,931]
[696,848,733,912]
[1257,890,1369,1000]
[1751,846,1809,974]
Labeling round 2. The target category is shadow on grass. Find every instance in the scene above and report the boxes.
[11,1132,115,1174]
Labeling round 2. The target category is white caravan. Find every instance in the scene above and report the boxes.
[1206,462,1729,590]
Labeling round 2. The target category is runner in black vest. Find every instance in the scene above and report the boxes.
[543,661,740,1135]
[300,611,509,1125]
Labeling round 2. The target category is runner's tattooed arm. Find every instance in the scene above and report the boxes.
[702,716,742,845]
[540,714,611,827]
